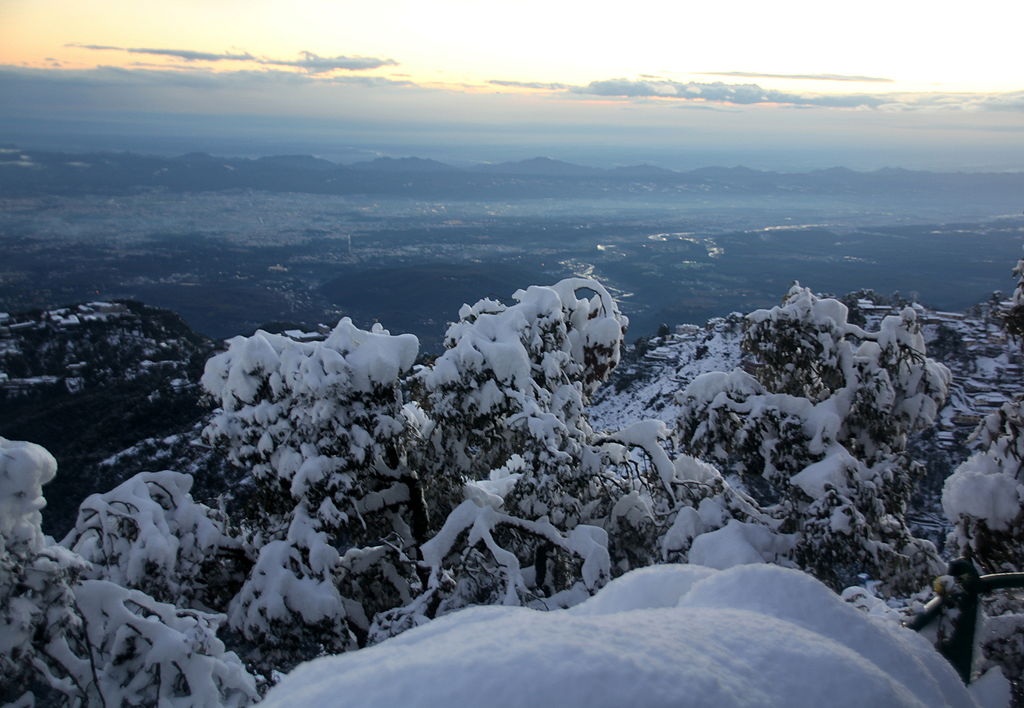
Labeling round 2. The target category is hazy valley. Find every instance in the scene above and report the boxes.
[3,148,1023,350]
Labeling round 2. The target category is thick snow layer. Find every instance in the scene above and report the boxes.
[943,458,1024,531]
[0,437,57,554]
[202,317,418,409]
[61,470,233,603]
[262,564,976,708]
[687,519,793,569]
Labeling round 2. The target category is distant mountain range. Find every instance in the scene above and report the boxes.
[3,146,1023,203]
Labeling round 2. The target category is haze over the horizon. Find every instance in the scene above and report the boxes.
[2,0,1023,171]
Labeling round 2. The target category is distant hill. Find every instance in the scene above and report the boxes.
[256,154,338,171]
[608,164,679,178]
[349,156,459,173]
[474,156,604,177]
[0,301,234,536]
[3,146,1023,206]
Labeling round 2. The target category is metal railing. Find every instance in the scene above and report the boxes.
[907,558,1024,683]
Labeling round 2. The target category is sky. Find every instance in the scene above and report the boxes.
[2,0,1023,170]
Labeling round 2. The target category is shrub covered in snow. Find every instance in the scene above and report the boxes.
[1,437,72,703]
[944,400,1024,572]
[1003,254,1024,339]
[201,317,426,670]
[420,279,627,501]
[377,279,634,632]
[945,421,1024,695]
[61,470,242,611]
[0,438,56,561]
[677,284,949,594]
[0,437,257,706]
[943,394,1024,696]
[65,580,257,706]
[946,255,1024,573]
[942,255,1024,694]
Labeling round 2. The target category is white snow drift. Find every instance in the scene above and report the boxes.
[262,564,977,708]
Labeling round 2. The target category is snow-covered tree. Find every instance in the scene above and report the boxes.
[12,273,991,701]
[677,284,949,594]
[1,437,78,705]
[61,470,243,611]
[196,281,647,662]
[201,318,428,670]
[64,580,257,706]
[942,256,1024,691]
[419,279,626,484]
[633,408,793,571]
[944,400,1024,572]
[369,279,648,636]
[1004,254,1024,340]
[0,437,256,707]
[942,399,1024,691]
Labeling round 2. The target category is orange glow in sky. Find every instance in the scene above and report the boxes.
[3,0,1023,96]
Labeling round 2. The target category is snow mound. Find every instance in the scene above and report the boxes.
[262,564,975,708]
[0,437,57,555]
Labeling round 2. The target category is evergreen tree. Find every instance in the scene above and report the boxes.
[944,253,1024,572]
[1,437,77,704]
[944,400,1024,572]
[942,255,1024,690]
[1004,255,1024,339]
[61,470,244,612]
[677,284,949,594]
[200,318,427,671]
[376,279,631,635]
[0,437,256,706]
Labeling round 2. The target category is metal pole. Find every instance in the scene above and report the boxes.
[907,559,1024,683]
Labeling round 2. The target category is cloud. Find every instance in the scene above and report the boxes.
[570,78,886,108]
[970,91,1024,111]
[5,63,1022,120]
[489,79,570,90]
[703,71,894,83]
[270,51,397,73]
[67,43,396,73]
[127,61,217,72]
[565,78,1024,112]
[68,43,255,63]
[0,64,434,135]
[875,90,1024,113]
[0,64,413,104]
[326,74,414,87]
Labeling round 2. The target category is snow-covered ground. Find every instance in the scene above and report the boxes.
[588,315,746,431]
[262,563,1004,707]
